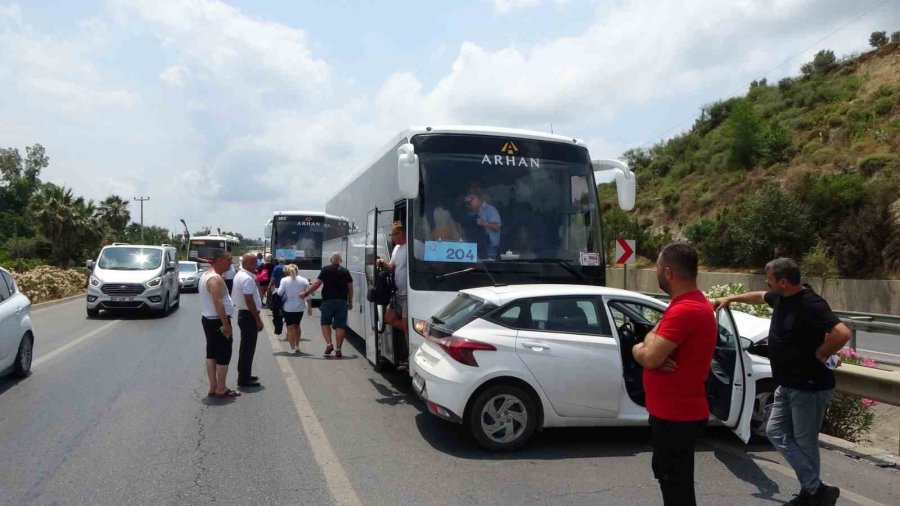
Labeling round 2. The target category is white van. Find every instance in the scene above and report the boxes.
[86,244,181,317]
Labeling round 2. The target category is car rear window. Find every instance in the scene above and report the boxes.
[431,293,495,335]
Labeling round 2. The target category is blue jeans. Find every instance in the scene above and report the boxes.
[766,386,832,494]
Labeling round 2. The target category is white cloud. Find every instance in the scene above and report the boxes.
[0,9,139,111]
[159,65,188,88]
[493,0,571,15]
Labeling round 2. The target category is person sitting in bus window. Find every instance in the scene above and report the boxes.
[465,189,502,260]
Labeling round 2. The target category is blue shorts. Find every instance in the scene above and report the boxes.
[320,299,348,328]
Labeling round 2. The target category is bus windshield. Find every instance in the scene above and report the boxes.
[409,135,602,291]
[273,216,324,269]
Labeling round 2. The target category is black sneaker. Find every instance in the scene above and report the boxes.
[809,484,839,506]
[783,492,811,506]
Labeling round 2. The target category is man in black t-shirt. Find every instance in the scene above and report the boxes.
[302,252,353,358]
[714,258,850,506]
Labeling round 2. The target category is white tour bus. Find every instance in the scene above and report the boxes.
[323,126,636,374]
[188,235,239,264]
[265,211,350,303]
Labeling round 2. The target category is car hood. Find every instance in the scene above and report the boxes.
[178,271,198,279]
[731,310,771,344]
[94,267,161,284]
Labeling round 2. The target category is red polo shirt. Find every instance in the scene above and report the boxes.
[643,290,717,421]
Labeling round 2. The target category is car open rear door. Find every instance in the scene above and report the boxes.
[708,308,756,443]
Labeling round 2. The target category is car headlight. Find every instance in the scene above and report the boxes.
[185,277,196,281]
[147,277,163,288]
[89,276,101,288]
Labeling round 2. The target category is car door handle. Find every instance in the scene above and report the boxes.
[521,341,549,351]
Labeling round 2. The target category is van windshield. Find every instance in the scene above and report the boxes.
[98,248,163,270]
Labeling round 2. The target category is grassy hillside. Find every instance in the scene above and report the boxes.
[602,41,900,279]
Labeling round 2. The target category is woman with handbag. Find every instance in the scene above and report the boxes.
[276,264,311,355]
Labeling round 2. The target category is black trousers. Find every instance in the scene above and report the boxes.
[649,415,707,506]
[237,310,259,381]
[271,293,284,335]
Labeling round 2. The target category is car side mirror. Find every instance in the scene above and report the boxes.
[167,261,177,272]
[397,143,419,199]
[86,259,95,270]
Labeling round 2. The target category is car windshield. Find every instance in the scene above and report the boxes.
[179,263,197,273]
[98,248,163,270]
[409,134,601,291]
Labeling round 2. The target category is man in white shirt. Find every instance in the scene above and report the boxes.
[377,221,408,367]
[232,253,265,388]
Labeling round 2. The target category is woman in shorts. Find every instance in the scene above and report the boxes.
[276,264,310,355]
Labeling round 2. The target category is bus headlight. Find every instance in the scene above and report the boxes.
[146,277,163,288]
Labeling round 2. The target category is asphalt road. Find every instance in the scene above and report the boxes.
[1,294,897,505]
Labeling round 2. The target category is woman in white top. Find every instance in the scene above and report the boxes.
[276,264,311,354]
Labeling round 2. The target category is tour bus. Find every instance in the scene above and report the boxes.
[323,125,636,374]
[188,235,239,264]
[265,211,350,303]
[263,218,273,258]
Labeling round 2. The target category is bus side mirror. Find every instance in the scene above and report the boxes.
[592,159,636,211]
[397,143,420,199]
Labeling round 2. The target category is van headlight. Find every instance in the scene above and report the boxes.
[147,277,163,288]
[89,276,101,288]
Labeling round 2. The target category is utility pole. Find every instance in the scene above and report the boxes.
[133,196,150,244]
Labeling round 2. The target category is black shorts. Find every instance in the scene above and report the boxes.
[284,311,304,326]
[202,317,233,365]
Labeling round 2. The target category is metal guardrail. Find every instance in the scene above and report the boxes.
[834,364,900,406]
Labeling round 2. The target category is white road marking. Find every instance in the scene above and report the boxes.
[703,439,886,506]
[33,320,121,368]
[263,317,362,506]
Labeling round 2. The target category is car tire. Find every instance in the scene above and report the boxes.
[157,293,170,317]
[750,382,774,444]
[13,332,33,378]
[467,384,538,452]
[86,307,100,318]
[173,291,180,311]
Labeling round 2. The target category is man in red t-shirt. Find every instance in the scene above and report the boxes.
[632,242,717,506]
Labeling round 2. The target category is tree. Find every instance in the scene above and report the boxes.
[727,99,762,169]
[869,31,889,48]
[730,186,817,266]
[759,121,792,164]
[800,49,836,76]
[0,144,46,241]
[28,183,100,266]
[98,195,131,236]
[892,31,900,44]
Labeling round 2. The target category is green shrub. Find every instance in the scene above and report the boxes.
[830,196,897,278]
[802,241,838,277]
[730,186,817,266]
[810,147,838,165]
[872,96,895,117]
[727,99,762,170]
[822,349,877,443]
[760,121,792,164]
[795,172,866,233]
[856,153,900,176]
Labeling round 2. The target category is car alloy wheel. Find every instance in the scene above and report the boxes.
[468,384,538,452]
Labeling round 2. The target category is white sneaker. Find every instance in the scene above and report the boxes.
[293,348,301,355]
[289,347,296,354]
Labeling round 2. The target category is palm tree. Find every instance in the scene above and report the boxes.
[98,195,130,236]
[28,183,78,265]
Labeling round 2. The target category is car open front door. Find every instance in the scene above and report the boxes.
[709,307,756,443]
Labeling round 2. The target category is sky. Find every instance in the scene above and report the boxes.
[1,0,898,239]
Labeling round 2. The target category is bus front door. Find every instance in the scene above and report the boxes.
[365,208,395,367]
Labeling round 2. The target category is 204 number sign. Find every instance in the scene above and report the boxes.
[424,241,478,264]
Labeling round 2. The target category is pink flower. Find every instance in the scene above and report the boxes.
[861,398,877,407]
[838,348,852,357]
[862,358,877,368]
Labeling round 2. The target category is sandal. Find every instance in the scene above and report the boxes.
[335,349,343,359]
[324,344,334,356]
[212,389,241,398]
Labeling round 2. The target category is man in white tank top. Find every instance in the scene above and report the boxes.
[200,249,239,398]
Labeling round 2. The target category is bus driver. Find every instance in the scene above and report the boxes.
[465,189,502,260]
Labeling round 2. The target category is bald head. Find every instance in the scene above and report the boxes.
[241,253,258,272]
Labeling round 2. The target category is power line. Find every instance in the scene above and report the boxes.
[639,0,894,148]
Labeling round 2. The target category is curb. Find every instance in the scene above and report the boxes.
[30,293,84,310]
[819,433,898,469]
